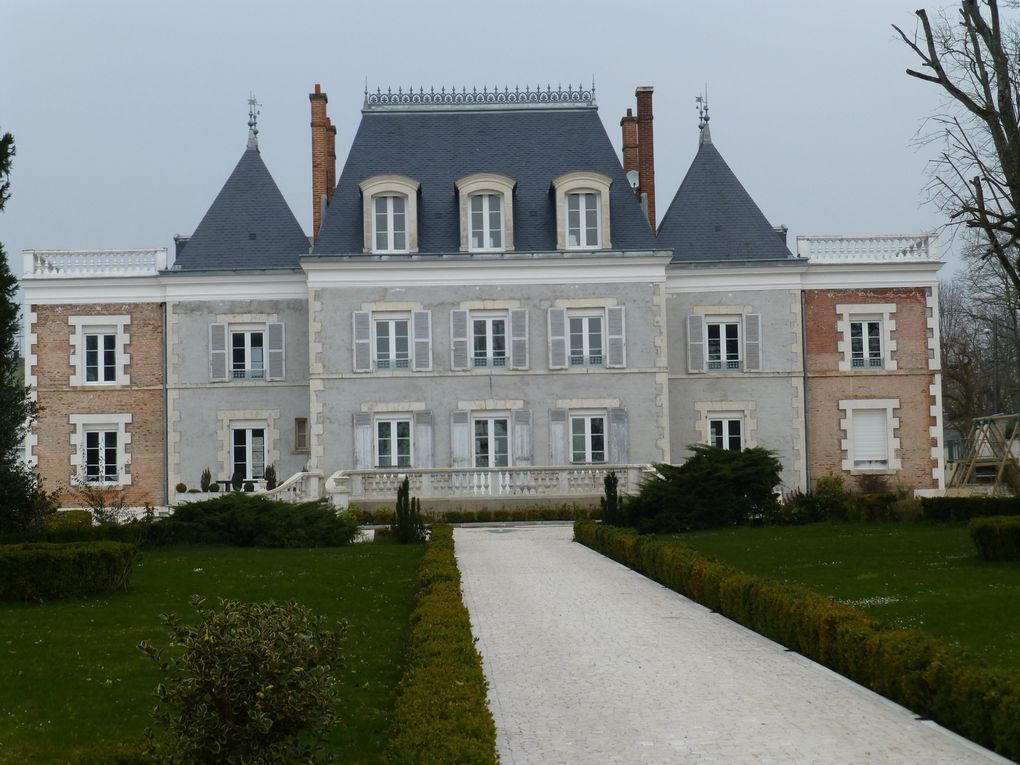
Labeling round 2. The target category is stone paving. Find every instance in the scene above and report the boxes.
[454,524,1010,765]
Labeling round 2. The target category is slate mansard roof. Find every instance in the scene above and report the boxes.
[312,96,658,255]
[173,146,310,271]
[656,128,794,263]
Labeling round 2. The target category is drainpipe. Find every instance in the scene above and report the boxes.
[800,291,811,490]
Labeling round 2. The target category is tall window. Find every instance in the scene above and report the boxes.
[571,414,606,464]
[231,329,264,380]
[84,333,117,383]
[567,192,600,248]
[852,409,889,468]
[375,317,410,369]
[472,315,507,368]
[376,419,412,468]
[470,194,503,251]
[709,418,743,451]
[707,321,740,370]
[233,427,266,480]
[850,320,883,368]
[474,417,509,468]
[569,314,603,366]
[294,417,309,453]
[374,195,407,252]
[84,429,118,483]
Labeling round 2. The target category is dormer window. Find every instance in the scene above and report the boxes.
[456,173,515,252]
[552,172,612,250]
[359,175,420,253]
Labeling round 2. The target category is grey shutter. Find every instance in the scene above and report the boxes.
[548,308,567,369]
[509,309,529,370]
[353,412,373,469]
[687,314,705,373]
[412,310,432,371]
[414,411,434,468]
[451,410,471,467]
[352,311,371,373]
[607,408,629,464]
[743,313,762,372]
[267,322,285,381]
[512,409,532,466]
[606,306,626,368]
[209,323,228,382]
[450,309,470,370]
[549,408,568,465]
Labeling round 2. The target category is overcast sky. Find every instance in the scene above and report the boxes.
[3,0,964,281]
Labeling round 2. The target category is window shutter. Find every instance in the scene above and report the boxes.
[549,408,568,465]
[548,308,567,369]
[512,409,532,466]
[412,310,432,371]
[509,309,529,370]
[209,323,228,382]
[687,314,705,373]
[451,410,471,467]
[450,309,470,371]
[414,411,434,468]
[352,311,371,373]
[267,322,285,381]
[607,408,629,463]
[606,306,626,368]
[353,412,373,469]
[743,313,762,372]
[853,410,888,464]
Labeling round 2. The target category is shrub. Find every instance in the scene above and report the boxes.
[849,493,899,523]
[42,509,93,531]
[969,516,1020,561]
[243,481,255,493]
[392,477,427,544]
[140,596,345,765]
[922,496,1020,522]
[200,467,212,492]
[208,482,220,493]
[186,488,200,494]
[814,475,850,520]
[174,482,187,494]
[892,497,923,522]
[231,471,243,492]
[0,541,137,600]
[384,526,497,763]
[765,489,822,525]
[600,471,625,526]
[264,464,278,491]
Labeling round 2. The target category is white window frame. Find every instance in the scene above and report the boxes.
[469,194,504,251]
[84,330,118,384]
[473,415,511,468]
[373,195,408,252]
[708,416,743,451]
[373,313,412,370]
[375,416,413,469]
[570,411,607,464]
[69,413,132,487]
[568,311,605,367]
[849,317,884,369]
[232,422,267,481]
[695,401,758,450]
[230,325,265,380]
[69,315,130,387]
[360,175,420,254]
[471,312,508,369]
[566,191,601,248]
[83,428,119,483]
[838,398,902,474]
[706,318,741,371]
[552,171,612,250]
[836,303,897,372]
[456,173,515,252]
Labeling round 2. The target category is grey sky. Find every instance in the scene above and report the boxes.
[2,0,961,278]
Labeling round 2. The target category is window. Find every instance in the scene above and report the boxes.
[706,320,740,370]
[470,194,503,251]
[374,317,410,369]
[474,417,510,468]
[210,322,284,383]
[360,175,420,253]
[456,174,515,252]
[839,398,901,473]
[353,309,431,373]
[294,417,309,453]
[709,418,743,451]
[84,429,118,483]
[836,304,896,373]
[569,314,604,366]
[567,192,600,248]
[850,319,883,368]
[231,329,265,380]
[571,414,606,464]
[84,332,117,383]
[374,195,407,252]
[376,418,412,468]
[852,409,889,468]
[552,171,612,250]
[472,315,507,368]
[232,426,266,481]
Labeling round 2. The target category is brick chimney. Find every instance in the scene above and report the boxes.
[620,107,639,186]
[310,84,333,242]
[635,86,656,233]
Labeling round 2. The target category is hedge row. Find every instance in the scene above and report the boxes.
[384,525,498,764]
[574,521,1020,760]
[0,541,138,601]
[970,516,1020,561]
[921,496,1020,522]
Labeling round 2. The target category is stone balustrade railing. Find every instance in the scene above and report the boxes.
[263,471,322,502]
[22,248,167,278]
[796,235,938,263]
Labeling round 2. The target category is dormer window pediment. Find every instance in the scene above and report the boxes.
[455,173,516,253]
[552,171,612,250]
[359,175,420,253]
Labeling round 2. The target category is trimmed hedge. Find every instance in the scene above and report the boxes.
[970,516,1020,561]
[384,525,498,764]
[574,521,1020,760]
[0,541,138,601]
[921,496,1020,522]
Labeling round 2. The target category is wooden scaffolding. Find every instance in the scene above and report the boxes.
[947,413,1020,495]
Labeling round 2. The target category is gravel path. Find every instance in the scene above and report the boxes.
[454,524,1009,765]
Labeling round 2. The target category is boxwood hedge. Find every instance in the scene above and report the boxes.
[969,515,1020,561]
[0,541,138,601]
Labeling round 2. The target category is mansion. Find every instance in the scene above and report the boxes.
[20,84,945,509]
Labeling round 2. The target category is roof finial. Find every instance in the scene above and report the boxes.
[696,85,712,145]
[247,92,261,150]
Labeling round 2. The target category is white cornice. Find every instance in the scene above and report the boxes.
[666,260,942,293]
[20,271,308,304]
[20,276,166,305]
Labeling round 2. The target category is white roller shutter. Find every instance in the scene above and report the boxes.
[853,409,888,467]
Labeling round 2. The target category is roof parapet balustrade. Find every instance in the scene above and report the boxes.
[22,248,168,279]
[796,234,938,263]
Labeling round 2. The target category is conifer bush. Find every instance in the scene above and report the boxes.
[200,467,212,492]
[392,477,426,544]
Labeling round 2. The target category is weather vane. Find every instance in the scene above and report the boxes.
[696,86,710,130]
[247,92,262,148]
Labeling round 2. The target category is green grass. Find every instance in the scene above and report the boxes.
[0,543,425,764]
[677,522,1020,672]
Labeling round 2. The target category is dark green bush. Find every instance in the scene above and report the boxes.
[0,541,137,600]
[575,521,1020,761]
[231,471,243,492]
[921,496,1020,522]
[42,509,92,531]
[392,477,427,544]
[384,525,497,763]
[200,467,212,492]
[264,464,278,491]
[969,516,1020,560]
[849,493,899,523]
[174,482,187,493]
[140,596,345,765]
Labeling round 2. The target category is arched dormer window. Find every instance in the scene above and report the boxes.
[455,173,516,252]
[552,171,612,250]
[359,175,421,253]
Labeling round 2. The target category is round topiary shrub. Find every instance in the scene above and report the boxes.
[208,483,220,493]
[174,483,187,494]
[243,481,255,493]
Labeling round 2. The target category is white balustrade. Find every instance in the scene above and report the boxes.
[796,235,938,263]
[262,471,322,502]
[22,248,167,278]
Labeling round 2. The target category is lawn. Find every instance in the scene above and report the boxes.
[677,522,1020,673]
[0,542,425,764]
